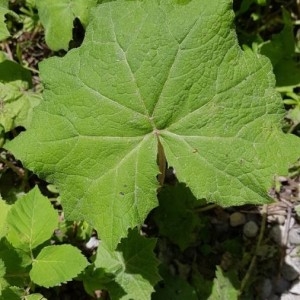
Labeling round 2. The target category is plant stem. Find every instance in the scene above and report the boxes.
[238,204,267,297]
[194,204,218,212]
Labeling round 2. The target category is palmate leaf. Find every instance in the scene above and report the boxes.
[7,0,300,250]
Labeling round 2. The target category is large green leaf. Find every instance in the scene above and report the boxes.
[6,187,58,252]
[7,0,300,251]
[36,0,98,50]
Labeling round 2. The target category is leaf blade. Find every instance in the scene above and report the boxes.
[7,187,58,251]
[30,244,89,288]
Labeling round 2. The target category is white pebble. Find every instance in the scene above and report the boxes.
[289,227,300,245]
[268,214,286,225]
[85,236,100,249]
[243,221,259,238]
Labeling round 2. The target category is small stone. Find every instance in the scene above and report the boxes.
[286,247,300,274]
[289,227,300,245]
[259,278,273,299]
[269,224,285,245]
[281,260,299,281]
[243,221,259,238]
[268,214,286,225]
[273,277,291,294]
[278,176,288,182]
[229,212,246,227]
[85,236,100,249]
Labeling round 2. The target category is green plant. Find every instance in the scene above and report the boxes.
[0,0,300,299]
[0,187,88,298]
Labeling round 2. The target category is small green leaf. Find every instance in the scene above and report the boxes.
[30,244,89,287]
[95,228,160,300]
[36,0,98,50]
[208,267,240,300]
[7,187,58,251]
